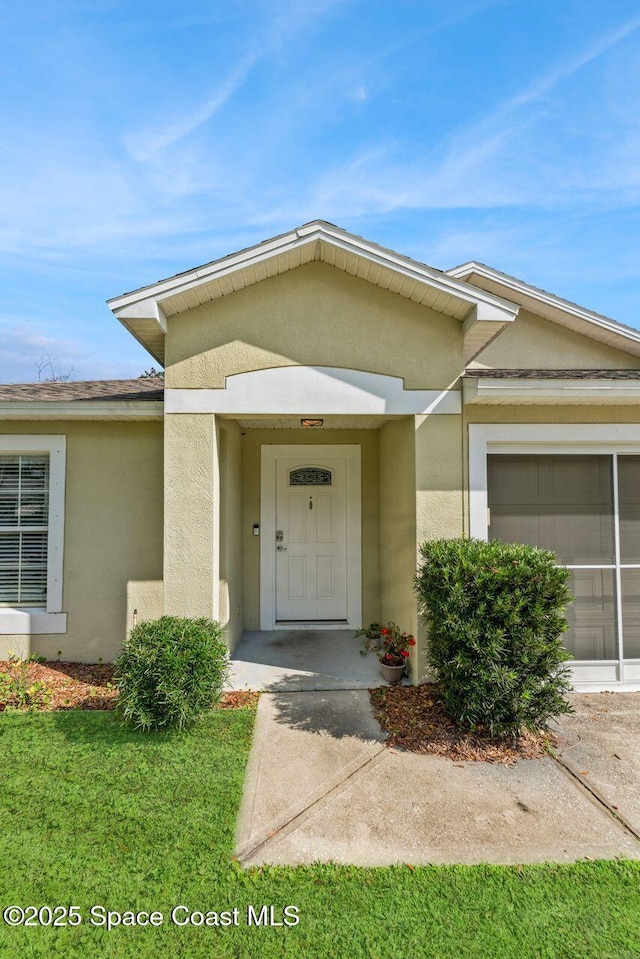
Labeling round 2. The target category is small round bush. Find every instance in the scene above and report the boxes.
[114,616,229,731]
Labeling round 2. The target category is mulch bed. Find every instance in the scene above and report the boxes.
[370,684,556,763]
[1,661,553,759]
[0,661,258,711]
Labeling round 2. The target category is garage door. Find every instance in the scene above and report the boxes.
[487,453,640,686]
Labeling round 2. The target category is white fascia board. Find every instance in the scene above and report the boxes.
[461,303,516,364]
[108,223,519,324]
[0,401,164,420]
[165,367,462,416]
[107,226,309,312]
[314,231,520,318]
[464,376,640,404]
[448,261,640,350]
[309,223,519,315]
[111,298,168,331]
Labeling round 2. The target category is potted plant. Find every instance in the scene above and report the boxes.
[356,623,383,653]
[357,622,416,683]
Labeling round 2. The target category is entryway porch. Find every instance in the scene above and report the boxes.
[228,628,389,691]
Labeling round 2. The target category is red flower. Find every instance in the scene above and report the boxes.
[408,638,416,646]
[380,628,388,635]
[400,650,409,657]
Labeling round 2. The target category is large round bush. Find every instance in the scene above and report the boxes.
[415,538,573,738]
[114,616,229,731]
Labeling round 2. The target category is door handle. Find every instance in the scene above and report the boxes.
[276,545,288,551]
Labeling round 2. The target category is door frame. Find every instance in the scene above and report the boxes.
[260,444,362,630]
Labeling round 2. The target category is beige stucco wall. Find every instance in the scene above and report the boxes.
[127,580,164,634]
[164,413,245,652]
[164,413,218,620]
[413,414,465,681]
[465,405,640,425]
[164,261,462,391]
[218,420,244,652]
[473,308,640,370]
[240,428,380,630]
[0,420,163,663]
[0,635,29,660]
[378,417,417,654]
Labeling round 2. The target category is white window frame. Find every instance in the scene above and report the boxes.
[469,424,640,691]
[0,435,67,635]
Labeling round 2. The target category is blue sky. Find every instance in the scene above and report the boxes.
[1,0,640,381]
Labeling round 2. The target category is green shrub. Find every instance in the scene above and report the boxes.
[415,538,573,738]
[114,616,229,731]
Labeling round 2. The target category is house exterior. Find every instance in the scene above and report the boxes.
[2,220,640,689]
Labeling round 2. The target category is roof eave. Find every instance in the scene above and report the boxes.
[108,222,519,360]
[463,374,640,406]
[0,400,164,420]
[448,261,640,358]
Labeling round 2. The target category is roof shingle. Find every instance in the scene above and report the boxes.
[0,378,164,402]
[465,369,640,380]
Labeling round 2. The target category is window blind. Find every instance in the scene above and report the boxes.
[0,455,49,606]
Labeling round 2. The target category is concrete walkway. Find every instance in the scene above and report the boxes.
[229,629,391,691]
[553,693,640,837]
[235,690,640,867]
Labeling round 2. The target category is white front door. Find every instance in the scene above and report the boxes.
[260,444,362,630]
[275,456,348,621]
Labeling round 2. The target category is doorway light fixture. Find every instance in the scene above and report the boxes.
[300,418,324,428]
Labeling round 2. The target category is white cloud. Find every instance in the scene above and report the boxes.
[310,14,640,216]
[0,323,89,382]
[123,53,258,164]
[0,2,638,274]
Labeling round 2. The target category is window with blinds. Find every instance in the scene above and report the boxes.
[0,455,49,606]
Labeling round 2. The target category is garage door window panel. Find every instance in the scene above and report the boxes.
[487,453,640,668]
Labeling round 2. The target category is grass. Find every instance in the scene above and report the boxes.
[0,710,639,959]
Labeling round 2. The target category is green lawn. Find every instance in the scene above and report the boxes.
[1,710,638,959]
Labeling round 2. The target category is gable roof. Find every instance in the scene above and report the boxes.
[446,261,640,359]
[107,221,519,365]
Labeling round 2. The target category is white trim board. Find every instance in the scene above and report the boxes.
[0,435,67,635]
[166,368,461,416]
[0,610,67,635]
[259,444,362,631]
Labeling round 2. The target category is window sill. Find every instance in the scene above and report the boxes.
[0,609,67,635]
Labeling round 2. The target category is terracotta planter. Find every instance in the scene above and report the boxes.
[379,660,406,684]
